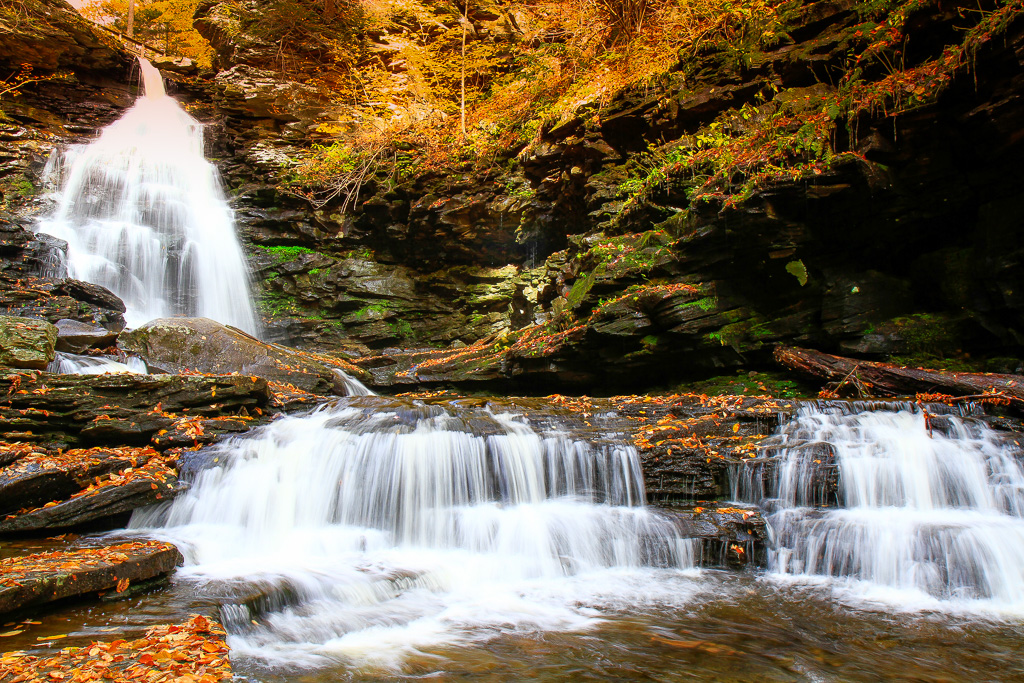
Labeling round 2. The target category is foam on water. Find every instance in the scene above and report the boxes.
[35,59,257,334]
[131,399,695,669]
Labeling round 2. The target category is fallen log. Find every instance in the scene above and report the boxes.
[775,346,1024,406]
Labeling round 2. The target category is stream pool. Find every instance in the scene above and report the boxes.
[5,566,1024,682]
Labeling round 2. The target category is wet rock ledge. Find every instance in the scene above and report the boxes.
[0,540,181,614]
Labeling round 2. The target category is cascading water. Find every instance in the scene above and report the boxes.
[131,398,695,669]
[744,402,1024,613]
[35,59,257,334]
[47,351,146,375]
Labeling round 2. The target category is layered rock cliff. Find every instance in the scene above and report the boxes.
[2,0,1023,393]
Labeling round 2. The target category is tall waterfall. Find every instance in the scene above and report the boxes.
[131,398,694,668]
[36,59,257,334]
[746,402,1024,613]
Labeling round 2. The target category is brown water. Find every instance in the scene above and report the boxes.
[5,567,1023,682]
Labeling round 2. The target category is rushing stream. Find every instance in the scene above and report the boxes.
[5,397,1024,681]
[9,58,1024,682]
[735,402,1024,615]
[129,398,695,669]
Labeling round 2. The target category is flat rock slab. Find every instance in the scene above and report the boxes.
[0,540,181,615]
[0,447,153,515]
[0,457,178,534]
[0,614,231,682]
[54,319,117,353]
[0,371,271,448]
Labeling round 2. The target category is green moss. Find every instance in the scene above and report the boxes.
[785,259,809,287]
[353,303,388,320]
[254,245,317,263]
[674,370,812,398]
[565,265,604,310]
[389,318,415,339]
[886,313,959,355]
[888,353,983,373]
[686,296,718,313]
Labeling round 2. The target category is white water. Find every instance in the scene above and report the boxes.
[131,399,695,669]
[36,59,257,334]
[331,368,374,396]
[751,403,1024,613]
[47,351,146,375]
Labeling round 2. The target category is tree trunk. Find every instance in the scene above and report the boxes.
[460,1,468,139]
[775,346,1024,407]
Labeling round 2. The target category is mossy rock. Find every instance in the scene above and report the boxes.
[0,315,57,369]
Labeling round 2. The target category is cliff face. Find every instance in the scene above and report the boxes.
[3,0,1024,392]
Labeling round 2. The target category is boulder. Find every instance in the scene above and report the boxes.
[55,318,118,352]
[118,317,370,395]
[0,315,57,369]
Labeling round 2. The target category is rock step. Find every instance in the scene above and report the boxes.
[0,540,181,615]
[0,371,271,449]
[0,457,178,534]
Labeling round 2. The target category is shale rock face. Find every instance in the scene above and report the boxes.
[0,370,271,449]
[0,0,129,72]
[0,219,127,331]
[0,315,56,369]
[183,0,1024,392]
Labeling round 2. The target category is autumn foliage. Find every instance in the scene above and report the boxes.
[0,614,231,683]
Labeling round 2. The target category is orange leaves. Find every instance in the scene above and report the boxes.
[1,615,231,683]
[114,578,129,593]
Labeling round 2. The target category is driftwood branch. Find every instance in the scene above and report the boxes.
[775,345,1024,407]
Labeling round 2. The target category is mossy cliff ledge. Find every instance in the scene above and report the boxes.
[180,0,1024,390]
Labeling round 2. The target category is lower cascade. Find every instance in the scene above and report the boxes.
[131,398,695,668]
[741,402,1024,612]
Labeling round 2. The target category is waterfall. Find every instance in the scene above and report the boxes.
[131,398,694,668]
[746,402,1024,613]
[35,59,257,334]
[47,351,146,375]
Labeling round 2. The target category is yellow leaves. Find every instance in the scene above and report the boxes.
[732,422,740,432]
[36,634,67,641]
[0,629,24,636]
